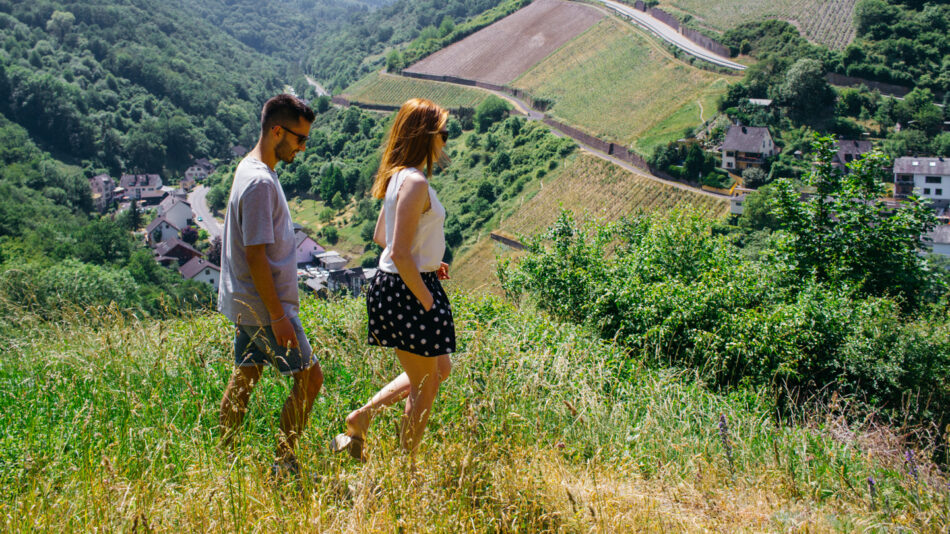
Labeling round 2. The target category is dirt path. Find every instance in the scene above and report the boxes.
[376,71,728,200]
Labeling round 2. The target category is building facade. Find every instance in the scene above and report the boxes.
[893,157,950,201]
[721,125,776,171]
[88,174,117,212]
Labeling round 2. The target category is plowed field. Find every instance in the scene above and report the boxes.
[403,0,604,86]
[659,0,858,50]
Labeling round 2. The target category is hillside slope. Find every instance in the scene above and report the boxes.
[513,17,729,155]
[451,153,729,293]
[658,0,858,50]
[1,296,944,531]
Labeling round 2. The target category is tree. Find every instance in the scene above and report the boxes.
[854,0,897,37]
[119,198,142,230]
[474,96,511,133]
[682,143,706,181]
[322,225,339,244]
[181,226,199,245]
[319,165,344,201]
[386,50,404,72]
[778,58,834,120]
[207,236,223,266]
[330,191,345,211]
[46,11,75,41]
[741,167,768,188]
[771,135,937,307]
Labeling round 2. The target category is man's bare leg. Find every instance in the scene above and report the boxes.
[276,363,324,460]
[219,365,264,449]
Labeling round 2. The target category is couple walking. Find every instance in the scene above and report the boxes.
[217,94,455,474]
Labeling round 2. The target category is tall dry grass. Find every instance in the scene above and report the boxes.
[0,294,948,532]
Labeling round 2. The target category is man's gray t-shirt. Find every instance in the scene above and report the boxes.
[218,156,298,326]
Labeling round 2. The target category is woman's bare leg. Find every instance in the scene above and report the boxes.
[346,352,451,446]
[397,351,451,452]
[345,372,410,439]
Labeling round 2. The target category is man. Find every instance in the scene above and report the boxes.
[217,94,322,477]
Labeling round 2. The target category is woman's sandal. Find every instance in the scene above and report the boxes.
[329,433,366,462]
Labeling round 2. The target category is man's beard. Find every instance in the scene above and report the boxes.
[276,140,297,163]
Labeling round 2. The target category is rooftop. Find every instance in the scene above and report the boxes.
[894,157,950,176]
[723,125,773,153]
[179,257,220,279]
[145,214,180,234]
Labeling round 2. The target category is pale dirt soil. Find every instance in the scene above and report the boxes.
[404,0,604,86]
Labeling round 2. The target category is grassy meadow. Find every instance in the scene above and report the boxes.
[657,0,858,50]
[450,153,729,294]
[1,293,948,532]
[342,72,492,110]
[512,18,730,155]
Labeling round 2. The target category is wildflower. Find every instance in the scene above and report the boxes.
[867,476,876,511]
[904,449,919,484]
[718,414,734,475]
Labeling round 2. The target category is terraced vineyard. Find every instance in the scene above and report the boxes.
[451,153,729,293]
[513,18,729,155]
[658,0,858,50]
[341,72,491,109]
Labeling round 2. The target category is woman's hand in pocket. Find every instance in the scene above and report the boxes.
[420,290,435,312]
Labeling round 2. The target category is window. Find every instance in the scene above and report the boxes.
[845,154,853,162]
[926,176,942,184]
[924,188,931,195]
[937,189,944,196]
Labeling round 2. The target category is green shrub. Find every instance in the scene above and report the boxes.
[501,209,950,427]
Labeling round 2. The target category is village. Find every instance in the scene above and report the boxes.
[719,121,950,256]
[86,150,376,298]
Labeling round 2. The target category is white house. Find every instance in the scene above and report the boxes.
[157,196,193,230]
[89,174,118,212]
[721,125,776,171]
[295,230,325,266]
[314,251,347,271]
[927,225,950,258]
[119,174,163,200]
[185,158,215,182]
[893,157,950,201]
[145,215,180,245]
[179,257,221,288]
[730,194,747,216]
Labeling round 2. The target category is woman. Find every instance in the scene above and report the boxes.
[331,98,454,460]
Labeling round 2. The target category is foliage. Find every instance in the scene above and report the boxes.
[501,205,949,427]
[308,0,520,92]
[771,136,938,306]
[474,95,512,133]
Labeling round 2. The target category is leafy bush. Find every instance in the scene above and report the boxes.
[502,141,950,426]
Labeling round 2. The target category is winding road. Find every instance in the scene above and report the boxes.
[188,185,223,240]
[592,0,746,71]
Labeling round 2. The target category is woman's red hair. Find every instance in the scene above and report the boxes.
[371,98,449,199]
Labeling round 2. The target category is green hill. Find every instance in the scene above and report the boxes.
[1,295,945,531]
[512,17,729,156]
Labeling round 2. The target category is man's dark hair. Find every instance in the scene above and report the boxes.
[260,94,316,134]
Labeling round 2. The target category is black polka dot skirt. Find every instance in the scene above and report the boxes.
[366,270,456,357]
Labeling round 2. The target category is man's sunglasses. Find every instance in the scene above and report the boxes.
[279,125,309,145]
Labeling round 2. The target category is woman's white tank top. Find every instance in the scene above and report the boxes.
[378,167,446,274]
